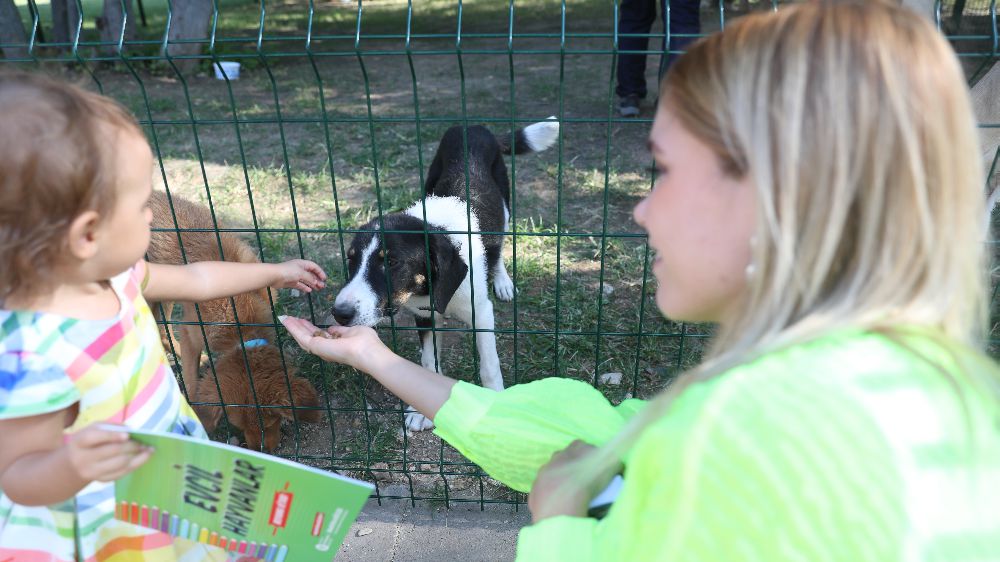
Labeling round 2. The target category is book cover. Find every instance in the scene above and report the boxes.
[103,426,375,561]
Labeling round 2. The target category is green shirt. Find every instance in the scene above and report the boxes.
[434,330,1000,561]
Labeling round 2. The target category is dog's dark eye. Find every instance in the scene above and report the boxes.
[385,256,398,268]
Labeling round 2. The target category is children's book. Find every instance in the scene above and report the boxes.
[102,425,375,561]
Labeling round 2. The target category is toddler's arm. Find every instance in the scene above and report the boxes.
[0,412,152,506]
[143,258,326,303]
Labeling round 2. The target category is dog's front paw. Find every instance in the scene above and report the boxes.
[493,277,515,302]
[404,407,435,432]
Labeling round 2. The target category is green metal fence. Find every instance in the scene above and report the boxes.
[2,0,997,509]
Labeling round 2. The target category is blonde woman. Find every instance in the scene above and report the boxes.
[282,0,1000,559]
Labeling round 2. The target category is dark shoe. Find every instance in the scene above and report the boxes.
[618,94,641,117]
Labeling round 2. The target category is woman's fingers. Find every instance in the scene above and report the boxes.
[277,316,383,371]
[545,440,593,465]
[278,315,318,346]
[279,315,346,359]
[327,325,351,337]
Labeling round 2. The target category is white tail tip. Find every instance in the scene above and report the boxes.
[524,116,560,152]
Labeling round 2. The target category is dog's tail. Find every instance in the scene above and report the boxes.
[498,116,559,155]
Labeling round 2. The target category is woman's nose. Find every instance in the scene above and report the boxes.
[633,197,648,228]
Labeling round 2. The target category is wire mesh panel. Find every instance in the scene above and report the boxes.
[1,0,997,508]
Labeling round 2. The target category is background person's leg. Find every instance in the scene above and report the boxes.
[665,0,701,68]
[616,0,658,114]
[653,0,702,104]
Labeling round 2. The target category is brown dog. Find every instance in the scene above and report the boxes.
[146,191,321,451]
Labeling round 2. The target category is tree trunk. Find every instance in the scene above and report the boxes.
[96,0,138,55]
[0,0,29,59]
[165,0,214,74]
[51,0,83,49]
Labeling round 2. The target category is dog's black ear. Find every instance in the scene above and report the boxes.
[428,233,468,314]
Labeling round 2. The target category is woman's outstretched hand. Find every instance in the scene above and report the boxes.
[280,314,456,420]
[279,315,388,372]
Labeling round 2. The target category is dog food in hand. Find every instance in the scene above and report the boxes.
[313,329,340,339]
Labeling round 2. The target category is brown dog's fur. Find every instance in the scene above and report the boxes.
[146,191,321,451]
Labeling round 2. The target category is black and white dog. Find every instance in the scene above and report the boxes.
[331,118,559,430]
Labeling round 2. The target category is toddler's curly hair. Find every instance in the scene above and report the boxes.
[0,72,143,303]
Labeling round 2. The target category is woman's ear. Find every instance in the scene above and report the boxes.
[66,210,101,261]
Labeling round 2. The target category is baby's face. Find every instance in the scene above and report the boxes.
[92,129,155,278]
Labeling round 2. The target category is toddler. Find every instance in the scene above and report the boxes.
[0,72,326,561]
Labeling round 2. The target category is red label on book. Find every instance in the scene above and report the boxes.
[311,512,325,536]
[269,492,293,528]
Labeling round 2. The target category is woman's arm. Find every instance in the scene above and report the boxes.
[143,259,326,304]
[0,412,152,506]
[279,315,455,419]
[280,315,641,493]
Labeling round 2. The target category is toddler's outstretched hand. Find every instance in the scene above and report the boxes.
[273,259,327,293]
[66,425,153,484]
[279,315,389,372]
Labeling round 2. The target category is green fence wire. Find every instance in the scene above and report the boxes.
[1,0,997,509]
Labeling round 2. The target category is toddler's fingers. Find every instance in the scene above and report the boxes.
[82,444,150,481]
[79,439,142,465]
[123,446,154,473]
[94,447,154,482]
[72,426,129,449]
[305,261,327,281]
[303,269,326,289]
[118,439,147,457]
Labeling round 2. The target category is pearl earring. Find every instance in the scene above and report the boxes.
[745,235,757,280]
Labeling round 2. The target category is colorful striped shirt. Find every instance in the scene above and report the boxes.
[434,328,1000,561]
[0,261,236,561]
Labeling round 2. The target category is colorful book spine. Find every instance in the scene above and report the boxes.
[116,501,291,562]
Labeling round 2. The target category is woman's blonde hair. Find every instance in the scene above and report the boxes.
[0,72,143,304]
[556,0,993,504]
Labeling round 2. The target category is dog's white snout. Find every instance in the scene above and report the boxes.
[334,275,381,327]
[333,235,385,327]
